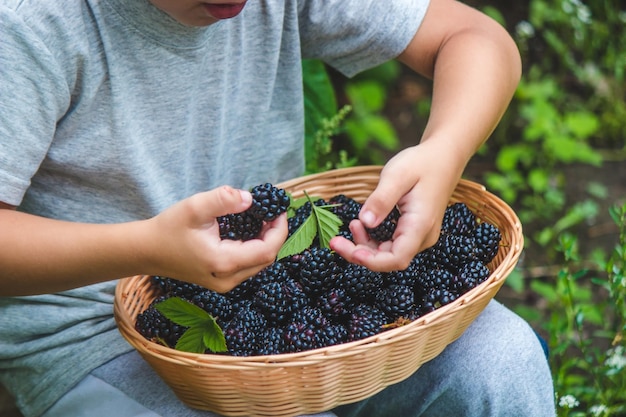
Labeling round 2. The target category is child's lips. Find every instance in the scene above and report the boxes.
[203,2,247,20]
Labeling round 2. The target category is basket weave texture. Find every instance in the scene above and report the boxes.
[114,165,523,417]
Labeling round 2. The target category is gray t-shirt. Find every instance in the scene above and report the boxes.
[0,0,428,415]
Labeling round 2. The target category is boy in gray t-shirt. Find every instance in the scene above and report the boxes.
[0,0,555,416]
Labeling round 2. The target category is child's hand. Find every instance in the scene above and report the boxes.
[145,186,288,293]
[330,140,463,272]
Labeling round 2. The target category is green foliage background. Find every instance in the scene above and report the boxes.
[302,0,626,415]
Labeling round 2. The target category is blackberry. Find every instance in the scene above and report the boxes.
[291,306,347,349]
[229,298,253,315]
[292,305,330,329]
[153,277,205,299]
[150,275,170,294]
[418,287,457,312]
[318,323,349,348]
[316,287,354,320]
[457,260,490,291]
[328,194,362,224]
[473,222,501,264]
[376,284,415,320]
[415,268,454,296]
[225,278,256,301]
[441,203,476,236]
[366,206,400,242]
[256,326,285,355]
[253,278,308,325]
[191,289,234,324]
[135,297,187,348]
[336,227,354,242]
[247,262,289,293]
[248,183,290,222]
[218,211,263,241]
[223,305,267,356]
[278,252,305,277]
[297,247,338,296]
[418,246,447,272]
[319,193,361,243]
[338,263,383,303]
[382,259,419,288]
[282,319,319,353]
[347,304,387,342]
[433,234,477,272]
[225,263,288,301]
[217,183,289,242]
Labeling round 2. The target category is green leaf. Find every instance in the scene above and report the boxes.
[201,320,228,353]
[312,204,343,249]
[156,298,228,354]
[155,297,211,328]
[277,193,343,260]
[175,325,209,354]
[277,215,317,260]
[362,116,398,150]
[564,111,599,139]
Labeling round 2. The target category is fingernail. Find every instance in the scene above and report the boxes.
[361,210,376,227]
[239,190,252,205]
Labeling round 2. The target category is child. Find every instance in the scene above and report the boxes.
[0,0,555,416]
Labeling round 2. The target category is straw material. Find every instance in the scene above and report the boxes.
[114,165,523,417]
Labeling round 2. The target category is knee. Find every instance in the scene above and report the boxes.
[440,302,556,415]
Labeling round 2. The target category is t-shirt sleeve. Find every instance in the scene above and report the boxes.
[0,7,70,206]
[297,0,430,77]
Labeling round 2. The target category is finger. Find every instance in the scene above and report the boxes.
[332,210,438,272]
[202,214,288,277]
[259,213,289,246]
[348,219,377,248]
[344,238,415,272]
[359,166,416,229]
[188,186,253,225]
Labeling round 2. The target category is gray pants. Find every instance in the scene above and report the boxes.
[42,301,556,417]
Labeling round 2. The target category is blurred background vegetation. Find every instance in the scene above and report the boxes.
[303,0,625,415]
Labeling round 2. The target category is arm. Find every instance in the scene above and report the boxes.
[0,187,288,296]
[331,0,521,271]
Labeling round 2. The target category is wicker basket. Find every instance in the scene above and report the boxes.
[114,165,523,417]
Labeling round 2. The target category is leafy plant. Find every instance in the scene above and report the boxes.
[484,69,605,256]
[520,203,626,416]
[518,0,626,148]
[303,60,357,174]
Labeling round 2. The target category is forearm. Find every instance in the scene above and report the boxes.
[0,209,151,296]
[0,186,289,296]
[400,0,522,170]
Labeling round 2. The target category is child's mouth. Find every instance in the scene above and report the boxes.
[203,2,247,20]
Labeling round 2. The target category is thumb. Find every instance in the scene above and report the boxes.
[188,186,253,224]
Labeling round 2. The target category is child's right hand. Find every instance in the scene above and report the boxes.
[144,185,289,293]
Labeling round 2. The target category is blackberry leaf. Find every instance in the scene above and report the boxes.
[176,325,210,354]
[154,297,227,354]
[314,203,343,249]
[277,214,317,260]
[155,297,211,328]
[201,321,228,353]
[277,192,342,260]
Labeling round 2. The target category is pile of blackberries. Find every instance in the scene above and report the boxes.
[136,184,501,356]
